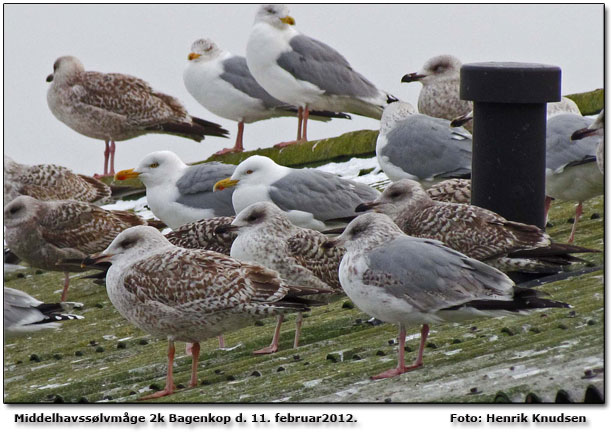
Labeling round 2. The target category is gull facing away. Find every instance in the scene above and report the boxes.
[4,195,155,301]
[83,226,330,399]
[572,109,604,174]
[246,4,398,146]
[356,179,596,274]
[327,213,570,379]
[216,202,344,354]
[546,113,604,242]
[46,56,229,177]
[114,151,235,229]
[213,155,380,231]
[376,102,472,187]
[4,155,111,204]
[4,287,83,337]
[183,38,350,155]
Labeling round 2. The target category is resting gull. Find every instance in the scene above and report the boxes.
[83,226,330,399]
[425,178,471,204]
[376,101,472,187]
[572,109,604,174]
[326,213,570,379]
[216,202,344,354]
[356,179,595,274]
[4,155,111,204]
[46,56,229,177]
[184,38,350,154]
[546,113,604,242]
[246,4,398,145]
[165,216,236,255]
[114,151,235,229]
[4,287,83,337]
[213,155,380,230]
[4,195,154,301]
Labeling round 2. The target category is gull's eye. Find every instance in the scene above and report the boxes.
[246,169,253,174]
[247,214,258,222]
[389,191,401,198]
[120,239,134,249]
[150,162,159,168]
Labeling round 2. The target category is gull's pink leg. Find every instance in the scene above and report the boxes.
[371,324,429,380]
[95,140,111,179]
[140,340,176,400]
[274,107,307,148]
[218,335,225,349]
[568,201,583,243]
[302,106,310,142]
[215,122,245,155]
[189,342,200,388]
[108,140,116,176]
[60,272,70,302]
[253,315,283,355]
[293,312,303,349]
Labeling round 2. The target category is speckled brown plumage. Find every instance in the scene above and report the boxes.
[165,216,236,255]
[425,178,471,204]
[4,156,111,204]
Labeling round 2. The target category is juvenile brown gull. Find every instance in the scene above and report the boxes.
[246,4,398,146]
[326,213,570,379]
[4,287,83,337]
[356,179,595,274]
[4,195,153,301]
[216,202,343,354]
[184,38,350,154]
[114,151,234,229]
[46,56,229,177]
[83,226,330,399]
[425,178,471,204]
[572,109,604,174]
[165,216,236,255]
[4,155,110,204]
[546,113,604,242]
[376,102,472,187]
[213,155,380,231]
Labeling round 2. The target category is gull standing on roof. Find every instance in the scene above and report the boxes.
[213,155,380,231]
[376,102,472,187]
[546,113,604,242]
[184,38,350,155]
[46,56,229,177]
[246,4,398,146]
[216,202,344,354]
[83,226,329,399]
[327,213,570,379]
[115,151,235,229]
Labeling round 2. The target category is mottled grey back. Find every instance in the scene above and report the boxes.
[269,169,379,222]
[176,162,235,215]
[277,35,378,98]
[381,114,472,180]
[546,114,598,171]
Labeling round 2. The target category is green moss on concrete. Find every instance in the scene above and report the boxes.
[565,88,604,116]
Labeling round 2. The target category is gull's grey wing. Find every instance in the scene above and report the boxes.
[269,169,380,222]
[276,34,379,98]
[221,56,288,109]
[362,237,513,312]
[176,162,235,216]
[381,114,472,180]
[547,114,599,172]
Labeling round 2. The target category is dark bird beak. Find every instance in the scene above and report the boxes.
[46,74,54,82]
[401,72,425,83]
[81,253,113,268]
[214,224,239,235]
[355,201,376,213]
[571,127,596,141]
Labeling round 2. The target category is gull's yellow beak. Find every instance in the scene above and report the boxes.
[213,178,239,192]
[114,168,140,181]
[280,15,295,25]
[188,52,201,61]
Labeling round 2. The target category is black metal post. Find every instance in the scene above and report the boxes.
[460,62,561,229]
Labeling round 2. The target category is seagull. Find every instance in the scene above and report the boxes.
[216,202,344,354]
[4,195,154,301]
[546,113,604,242]
[114,151,235,229]
[4,155,111,204]
[212,155,380,231]
[246,4,398,146]
[183,38,350,154]
[4,287,83,337]
[376,101,472,187]
[326,213,570,379]
[46,56,229,177]
[572,109,604,174]
[356,179,596,274]
[165,216,236,255]
[425,178,471,204]
[83,226,330,399]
